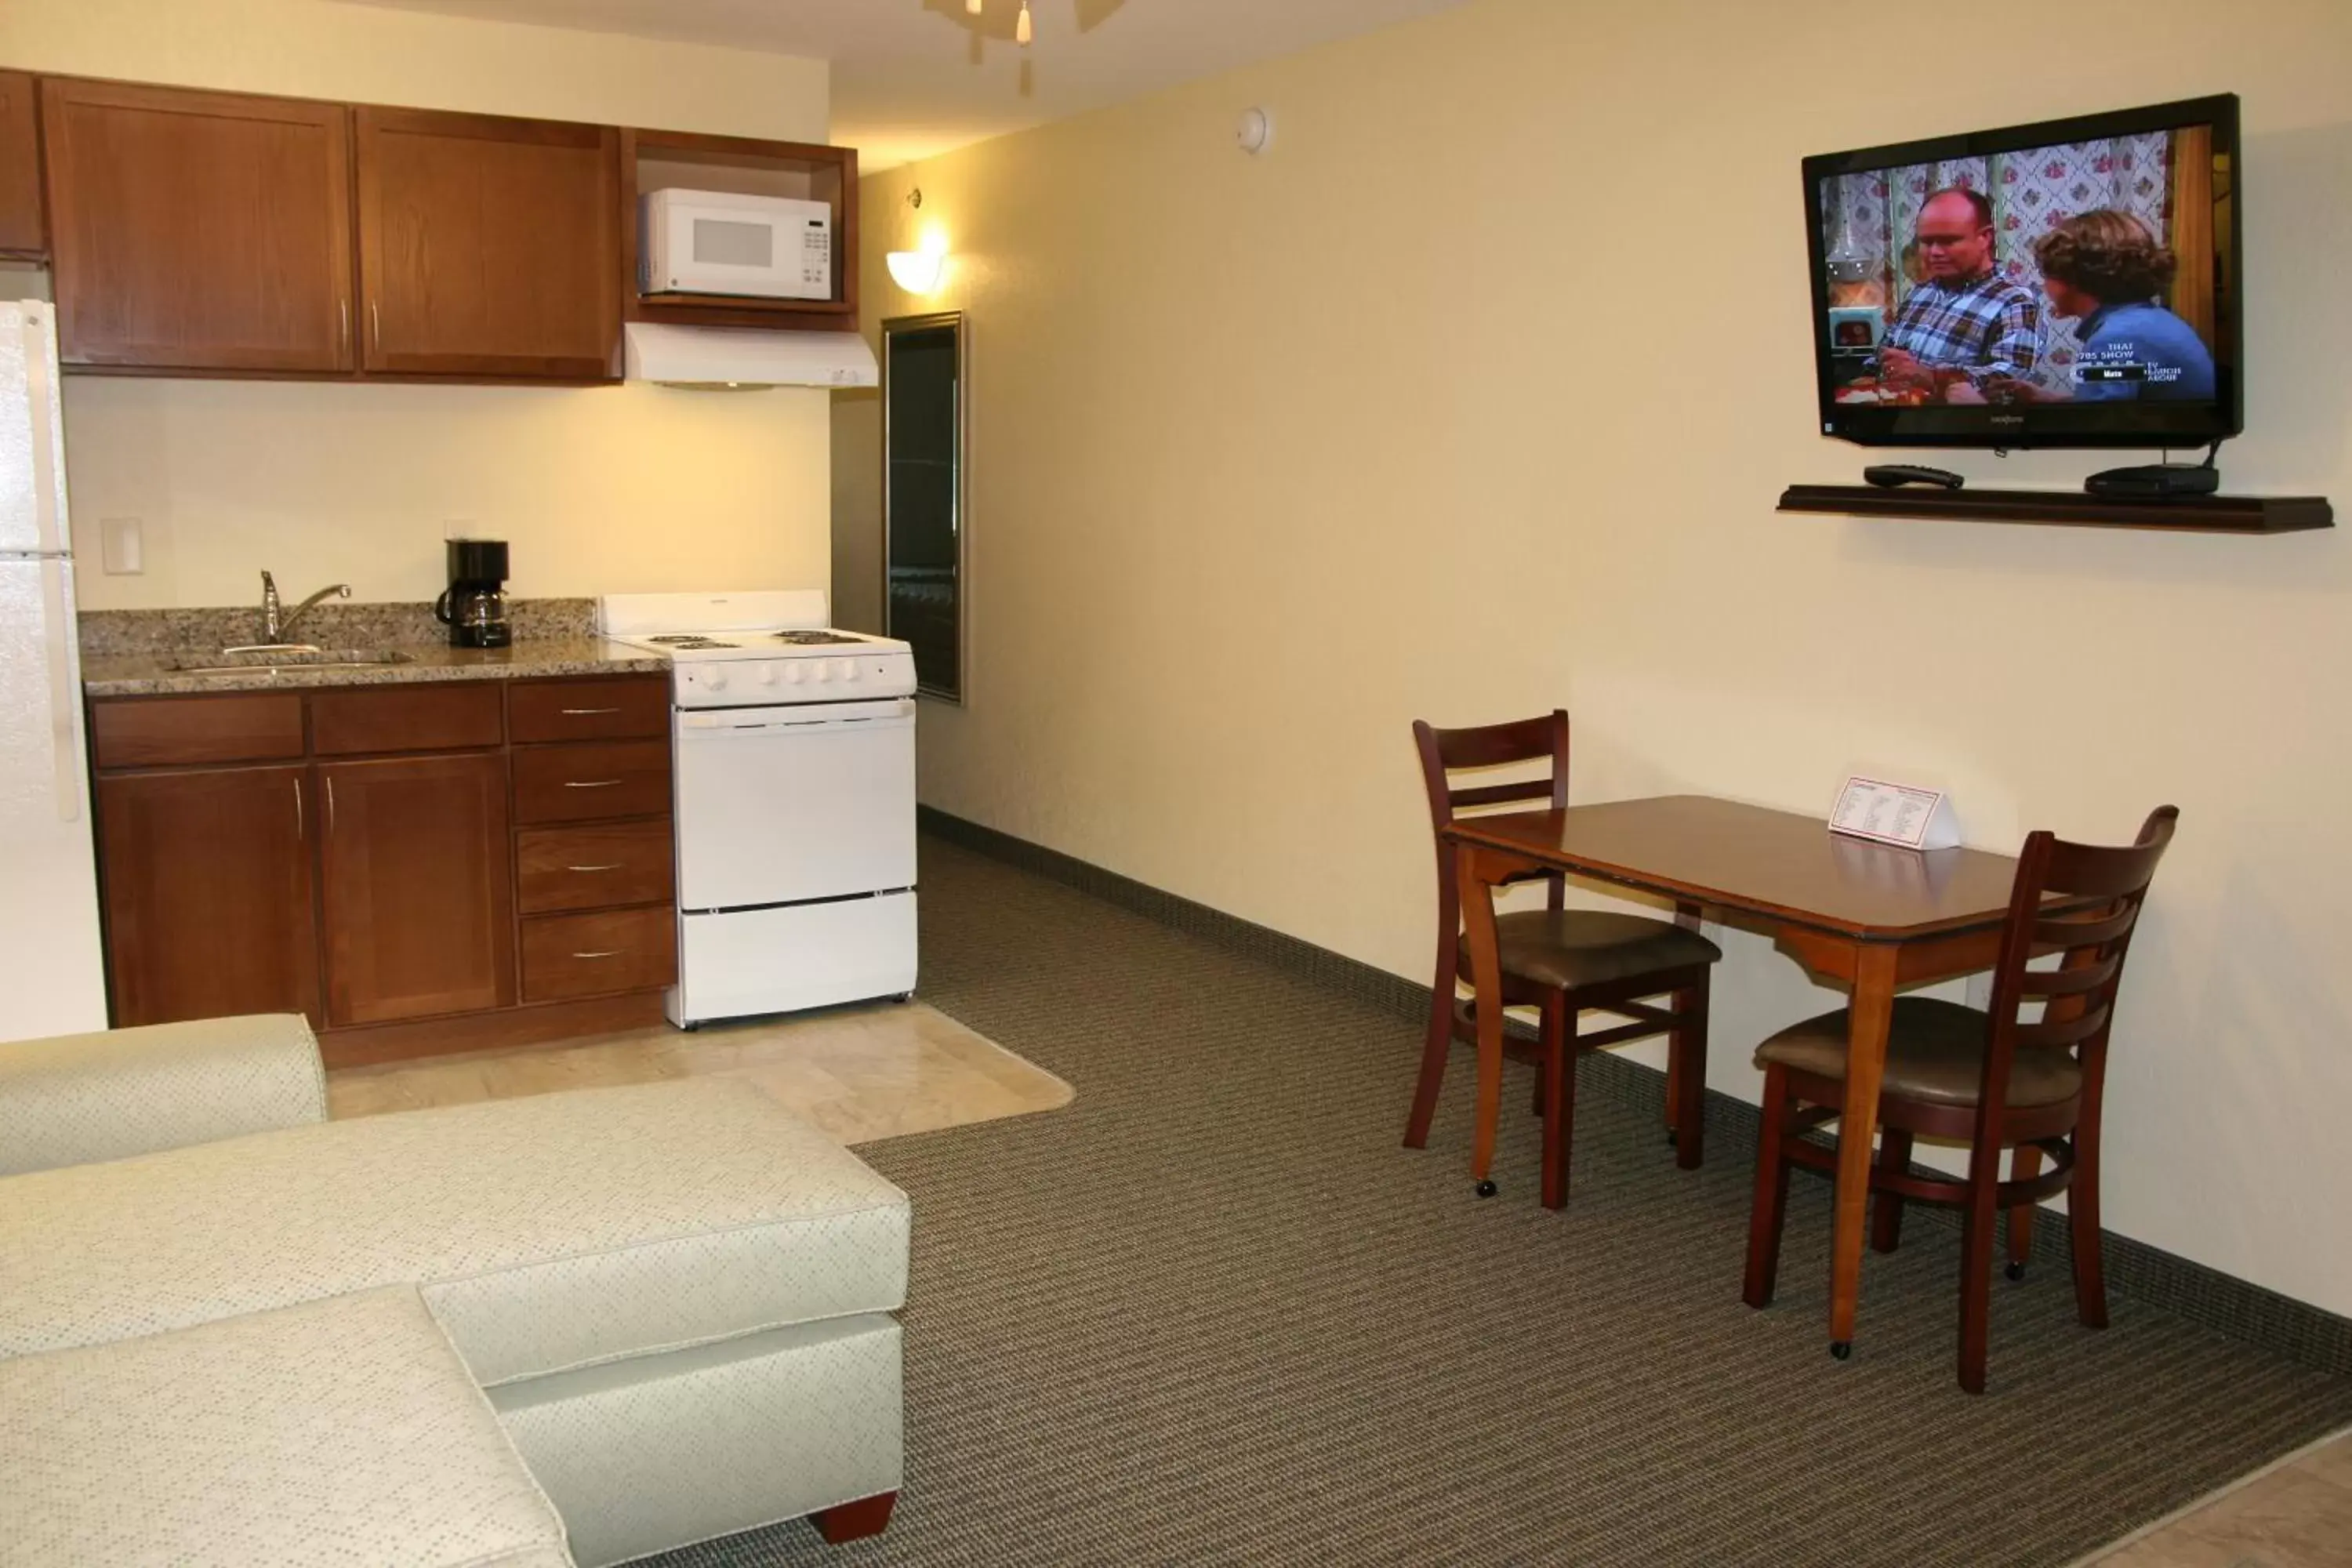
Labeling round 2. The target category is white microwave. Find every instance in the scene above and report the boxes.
[641,189,833,301]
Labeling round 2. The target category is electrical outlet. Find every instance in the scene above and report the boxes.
[100,517,143,575]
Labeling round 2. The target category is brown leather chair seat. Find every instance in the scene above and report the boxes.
[1461,911,1722,993]
[1754,996,2082,1109]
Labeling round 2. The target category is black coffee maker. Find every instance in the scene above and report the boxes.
[436,539,511,649]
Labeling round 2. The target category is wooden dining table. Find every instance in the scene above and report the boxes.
[1443,795,2032,1356]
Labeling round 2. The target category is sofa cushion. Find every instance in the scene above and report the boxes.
[0,1013,327,1178]
[0,1287,572,1568]
[0,1078,910,1386]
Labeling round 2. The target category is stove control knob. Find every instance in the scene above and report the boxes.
[841,659,861,682]
[758,665,777,685]
[705,668,728,692]
[815,661,833,682]
[785,663,805,684]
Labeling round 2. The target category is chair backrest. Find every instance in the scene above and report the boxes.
[1410,712,1571,925]
[1978,805,2180,1123]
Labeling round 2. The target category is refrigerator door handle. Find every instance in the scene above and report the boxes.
[40,557,81,822]
[23,309,65,557]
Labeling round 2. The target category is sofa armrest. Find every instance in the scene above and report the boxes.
[0,1014,328,1177]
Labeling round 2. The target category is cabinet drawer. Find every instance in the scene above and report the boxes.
[509,677,669,744]
[512,739,671,824]
[311,683,503,755]
[521,906,676,1002]
[517,819,674,914]
[90,693,306,769]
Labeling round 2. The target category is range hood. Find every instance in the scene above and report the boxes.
[622,324,878,389]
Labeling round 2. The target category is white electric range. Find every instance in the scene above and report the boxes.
[599,591,918,1029]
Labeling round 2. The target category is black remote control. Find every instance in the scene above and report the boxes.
[1863,464,1965,490]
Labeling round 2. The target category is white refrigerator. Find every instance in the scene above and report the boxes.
[0,302,108,1040]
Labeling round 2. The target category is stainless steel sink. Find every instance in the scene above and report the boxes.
[164,648,419,675]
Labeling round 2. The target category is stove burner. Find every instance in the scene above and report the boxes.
[772,630,862,645]
[649,636,740,649]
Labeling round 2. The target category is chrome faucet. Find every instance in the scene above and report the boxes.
[254,571,351,648]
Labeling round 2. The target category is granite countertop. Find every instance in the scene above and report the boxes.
[82,637,668,698]
[78,598,669,697]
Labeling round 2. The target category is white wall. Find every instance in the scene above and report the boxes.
[0,0,836,608]
[852,0,2352,1314]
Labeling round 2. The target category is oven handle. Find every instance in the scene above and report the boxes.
[678,698,916,737]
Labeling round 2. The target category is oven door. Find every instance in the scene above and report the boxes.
[674,698,916,912]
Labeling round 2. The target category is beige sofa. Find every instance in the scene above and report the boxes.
[0,1015,911,1568]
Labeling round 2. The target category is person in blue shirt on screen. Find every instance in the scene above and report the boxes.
[2007,209,2216,403]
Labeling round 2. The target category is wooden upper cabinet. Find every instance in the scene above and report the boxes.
[0,71,44,258]
[40,78,354,372]
[357,107,619,380]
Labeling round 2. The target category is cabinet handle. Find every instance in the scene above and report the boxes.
[560,707,621,717]
[564,779,624,789]
[370,299,380,346]
[326,777,337,828]
[339,299,350,354]
[293,776,304,840]
[571,950,621,960]
[566,863,621,873]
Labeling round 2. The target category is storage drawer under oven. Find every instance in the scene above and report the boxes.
[521,907,677,1002]
[516,820,675,915]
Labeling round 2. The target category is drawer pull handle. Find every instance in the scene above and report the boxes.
[560,707,622,716]
[564,779,625,789]
[571,950,621,960]
[567,863,622,873]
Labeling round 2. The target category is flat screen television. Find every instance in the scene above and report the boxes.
[1805,95,2241,448]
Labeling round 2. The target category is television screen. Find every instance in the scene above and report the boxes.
[1806,96,2240,448]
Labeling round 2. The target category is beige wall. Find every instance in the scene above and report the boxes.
[852,0,2352,1314]
[0,0,835,608]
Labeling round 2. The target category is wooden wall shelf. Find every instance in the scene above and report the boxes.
[620,128,858,333]
[1777,484,2334,535]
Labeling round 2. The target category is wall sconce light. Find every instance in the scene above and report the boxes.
[887,246,949,296]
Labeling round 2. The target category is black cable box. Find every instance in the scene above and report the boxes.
[2085,463,2223,499]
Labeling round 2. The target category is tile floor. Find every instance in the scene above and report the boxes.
[2080,1426,2352,1566]
[325,1000,1074,1145]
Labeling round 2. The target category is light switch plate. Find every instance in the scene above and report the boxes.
[100,517,143,575]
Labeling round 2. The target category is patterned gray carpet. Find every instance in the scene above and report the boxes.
[654,838,2352,1566]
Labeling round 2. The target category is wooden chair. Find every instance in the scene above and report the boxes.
[1741,807,2179,1392]
[1406,712,1722,1206]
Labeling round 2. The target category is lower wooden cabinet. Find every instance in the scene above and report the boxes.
[319,752,515,1026]
[96,764,321,1028]
[521,906,676,1003]
[89,674,676,1062]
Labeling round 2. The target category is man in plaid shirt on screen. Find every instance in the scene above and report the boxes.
[1880,187,2044,402]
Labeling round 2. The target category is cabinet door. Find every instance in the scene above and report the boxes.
[41,79,354,372]
[319,752,516,1026]
[96,765,321,1029]
[0,71,43,258]
[356,107,618,379]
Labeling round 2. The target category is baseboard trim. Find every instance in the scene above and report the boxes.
[920,806,2352,1378]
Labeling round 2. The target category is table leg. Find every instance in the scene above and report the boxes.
[1828,942,1898,1357]
[1455,844,1509,1197]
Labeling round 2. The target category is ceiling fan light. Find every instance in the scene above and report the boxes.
[966,0,982,12]
[1016,0,1033,45]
